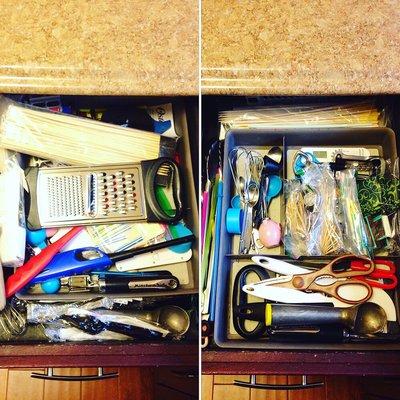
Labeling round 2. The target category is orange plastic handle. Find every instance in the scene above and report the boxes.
[5,226,83,298]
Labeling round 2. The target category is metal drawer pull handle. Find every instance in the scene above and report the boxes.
[234,375,324,390]
[31,367,118,381]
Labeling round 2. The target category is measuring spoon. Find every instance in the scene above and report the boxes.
[267,146,283,164]
[265,175,283,206]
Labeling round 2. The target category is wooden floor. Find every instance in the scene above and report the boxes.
[0,368,154,400]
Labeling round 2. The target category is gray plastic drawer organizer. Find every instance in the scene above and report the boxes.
[214,127,400,350]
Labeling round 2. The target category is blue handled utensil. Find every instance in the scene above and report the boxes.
[29,234,195,285]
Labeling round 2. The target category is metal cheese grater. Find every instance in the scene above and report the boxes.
[25,158,183,229]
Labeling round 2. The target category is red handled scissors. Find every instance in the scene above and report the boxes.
[351,259,397,290]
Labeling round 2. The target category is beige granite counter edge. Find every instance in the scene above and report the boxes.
[0,81,199,97]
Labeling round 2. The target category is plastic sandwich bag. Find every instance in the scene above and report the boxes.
[27,297,114,324]
[44,324,130,342]
[337,169,373,256]
[0,95,175,165]
[302,163,344,256]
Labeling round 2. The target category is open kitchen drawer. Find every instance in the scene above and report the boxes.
[0,95,199,368]
[202,95,400,375]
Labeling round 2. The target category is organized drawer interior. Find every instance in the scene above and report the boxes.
[201,95,400,350]
[0,94,198,345]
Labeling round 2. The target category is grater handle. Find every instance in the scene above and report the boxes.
[25,167,41,230]
[141,157,184,224]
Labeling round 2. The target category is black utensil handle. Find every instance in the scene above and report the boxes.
[108,234,195,262]
[102,276,144,292]
[101,276,179,293]
[106,321,163,340]
[270,304,342,327]
[268,325,345,343]
[141,157,184,224]
[31,368,118,381]
[232,265,270,339]
[61,314,104,335]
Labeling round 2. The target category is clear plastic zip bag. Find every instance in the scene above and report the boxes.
[337,169,373,256]
[283,179,310,259]
[284,163,345,258]
[302,163,344,257]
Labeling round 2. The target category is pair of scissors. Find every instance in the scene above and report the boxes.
[244,255,376,305]
[350,259,397,290]
[233,264,270,339]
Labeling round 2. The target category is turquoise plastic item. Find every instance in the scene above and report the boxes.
[26,228,47,249]
[40,278,61,294]
[169,224,193,253]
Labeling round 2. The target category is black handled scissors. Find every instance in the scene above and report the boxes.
[232,264,270,339]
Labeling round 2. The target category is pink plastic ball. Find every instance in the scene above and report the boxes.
[258,219,281,248]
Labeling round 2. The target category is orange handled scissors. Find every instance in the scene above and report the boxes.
[251,254,376,305]
[350,259,397,290]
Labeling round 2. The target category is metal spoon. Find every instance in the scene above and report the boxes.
[157,306,191,336]
[267,146,283,165]
[352,302,387,335]
[240,181,260,254]
[238,176,246,205]
[132,306,190,336]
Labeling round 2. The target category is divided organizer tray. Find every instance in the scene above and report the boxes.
[214,127,400,350]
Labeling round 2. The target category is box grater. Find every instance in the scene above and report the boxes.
[25,158,183,229]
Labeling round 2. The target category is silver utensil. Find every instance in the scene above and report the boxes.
[267,146,283,165]
[229,147,263,254]
[133,306,190,336]
[240,181,259,253]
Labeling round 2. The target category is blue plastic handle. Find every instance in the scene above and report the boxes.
[30,247,112,284]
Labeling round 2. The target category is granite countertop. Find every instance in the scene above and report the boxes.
[202,0,400,95]
[0,1,198,96]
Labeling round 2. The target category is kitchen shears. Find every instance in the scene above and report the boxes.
[349,259,397,290]
[244,255,376,305]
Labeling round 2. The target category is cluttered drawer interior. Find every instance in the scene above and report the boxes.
[201,95,400,350]
[0,95,198,350]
